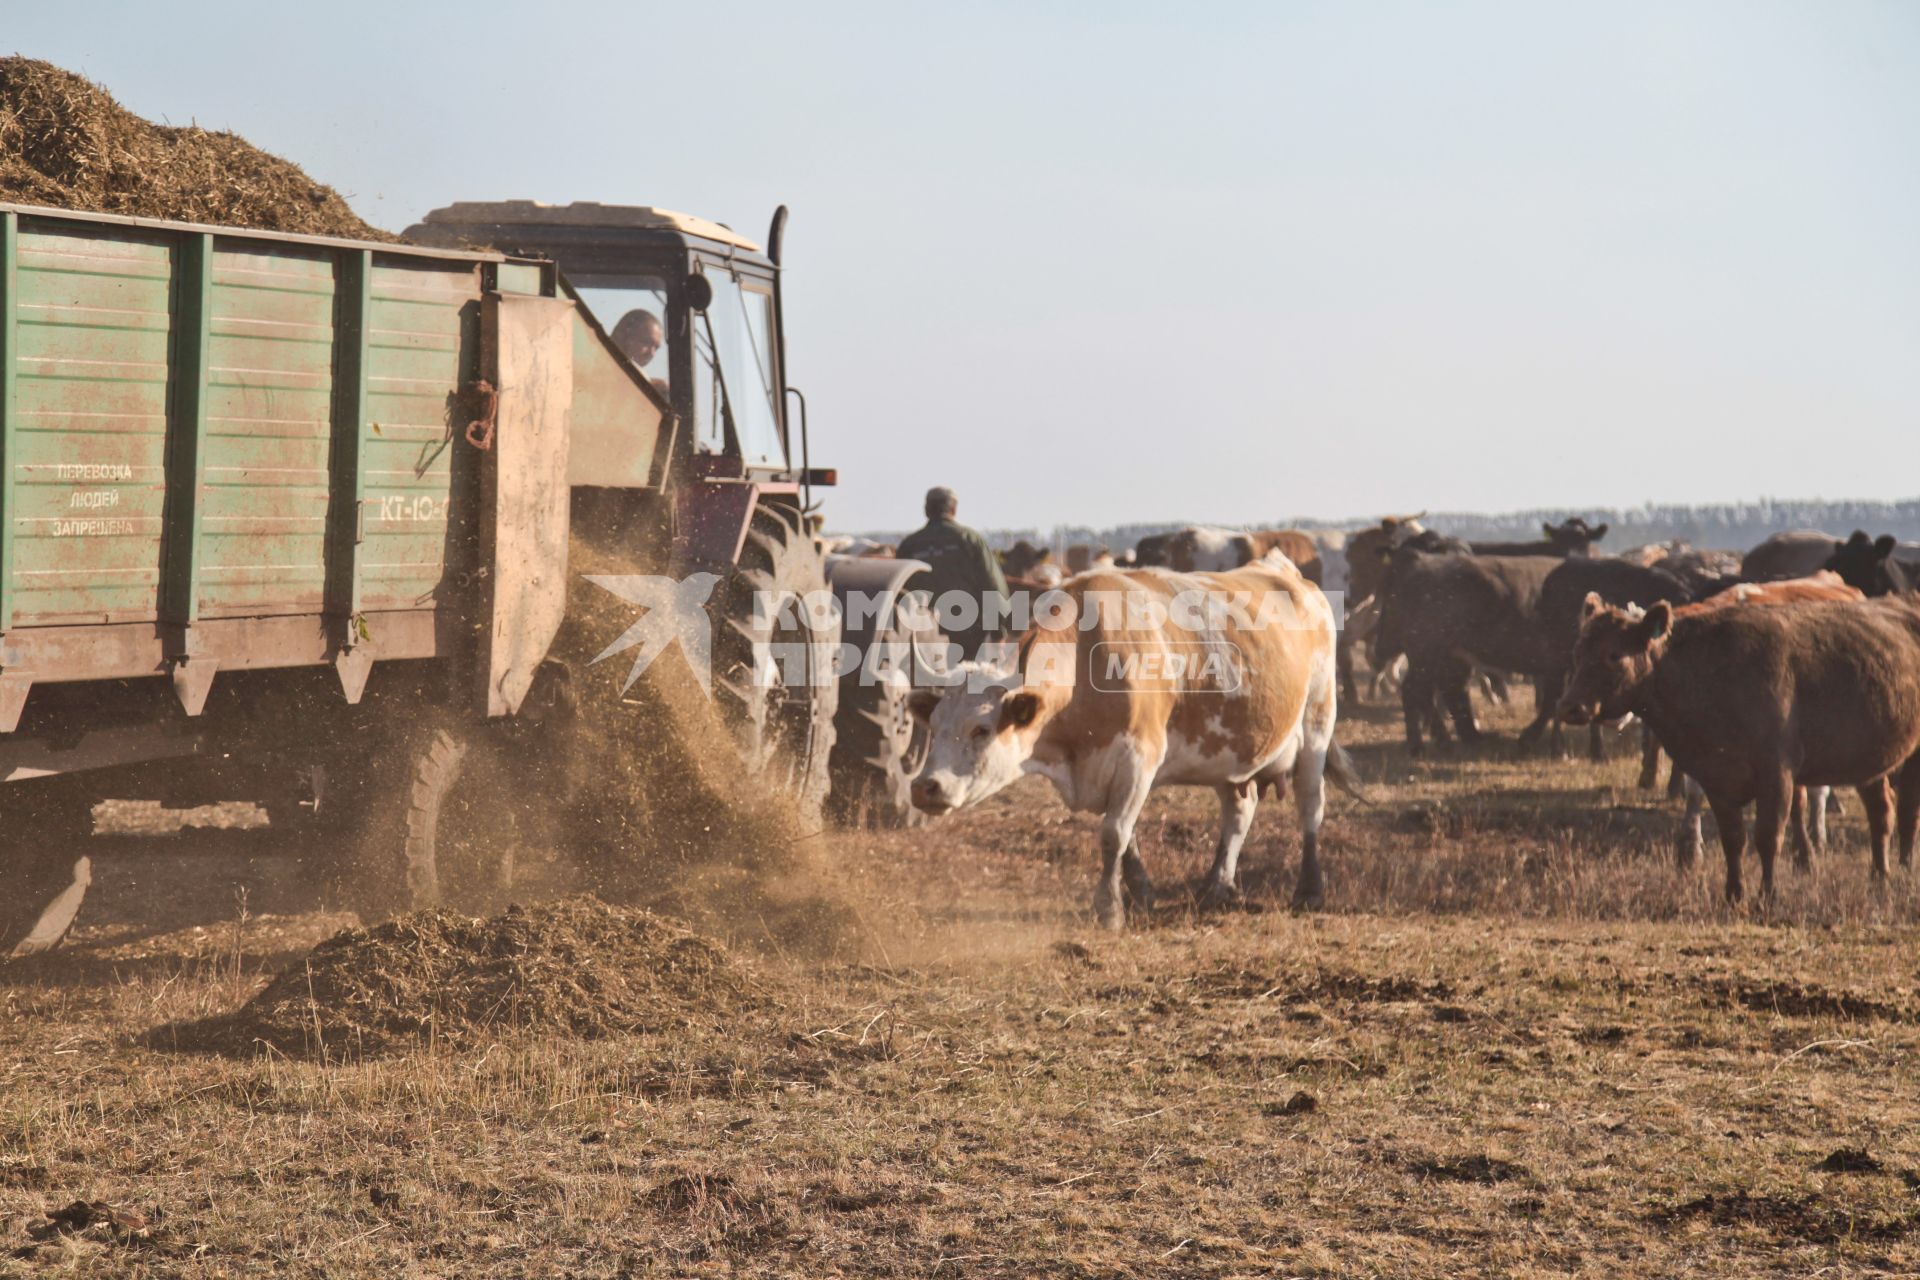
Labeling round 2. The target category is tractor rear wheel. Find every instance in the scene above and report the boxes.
[709,503,840,826]
[0,778,96,959]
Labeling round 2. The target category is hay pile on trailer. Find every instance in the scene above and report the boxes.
[0,57,390,239]
[210,898,753,1058]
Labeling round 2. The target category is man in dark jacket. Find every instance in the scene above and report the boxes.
[896,487,1011,664]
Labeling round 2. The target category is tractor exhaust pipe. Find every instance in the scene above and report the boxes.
[767,205,789,267]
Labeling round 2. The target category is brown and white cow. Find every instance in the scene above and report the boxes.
[1559,591,1920,900]
[909,556,1360,927]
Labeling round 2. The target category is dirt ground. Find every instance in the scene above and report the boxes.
[5,692,1920,1276]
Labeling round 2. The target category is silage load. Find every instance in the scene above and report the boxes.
[222,898,752,1058]
[0,57,391,239]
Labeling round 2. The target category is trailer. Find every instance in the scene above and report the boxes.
[0,199,930,955]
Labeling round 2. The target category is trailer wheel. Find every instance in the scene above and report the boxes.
[401,726,516,913]
[710,504,840,825]
[0,779,96,959]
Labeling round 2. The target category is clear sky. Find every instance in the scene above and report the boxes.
[13,1,1918,531]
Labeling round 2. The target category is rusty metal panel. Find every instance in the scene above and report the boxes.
[0,608,439,685]
[8,224,175,626]
[478,293,573,716]
[195,244,336,617]
[360,259,480,611]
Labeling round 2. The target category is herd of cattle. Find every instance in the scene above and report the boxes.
[846,519,1920,924]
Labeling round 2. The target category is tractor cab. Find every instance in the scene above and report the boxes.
[407,200,931,829]
[404,201,830,568]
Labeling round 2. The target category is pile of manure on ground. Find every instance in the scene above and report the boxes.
[170,898,754,1059]
[0,56,391,239]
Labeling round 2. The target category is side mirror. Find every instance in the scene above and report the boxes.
[684,273,715,312]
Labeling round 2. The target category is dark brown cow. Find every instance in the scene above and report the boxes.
[999,540,1053,581]
[1131,532,1173,567]
[1371,547,1561,753]
[1741,530,1840,582]
[1468,516,1607,558]
[1526,558,1694,754]
[1640,572,1865,866]
[1559,595,1920,900]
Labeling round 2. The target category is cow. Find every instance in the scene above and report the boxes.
[1064,544,1116,576]
[1742,530,1840,582]
[1366,529,1512,720]
[1304,530,1349,598]
[1000,539,1054,581]
[1371,547,1561,753]
[1338,514,1426,702]
[1527,558,1694,755]
[1343,514,1426,613]
[1131,532,1173,568]
[1558,594,1920,900]
[1652,547,1743,595]
[1824,531,1917,598]
[907,556,1360,927]
[1618,540,1678,567]
[1009,565,1063,590]
[1135,526,1324,585]
[1619,573,1865,865]
[1468,517,1607,559]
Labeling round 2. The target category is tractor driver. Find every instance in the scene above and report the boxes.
[612,309,669,393]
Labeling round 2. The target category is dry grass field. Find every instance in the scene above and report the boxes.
[6,691,1920,1276]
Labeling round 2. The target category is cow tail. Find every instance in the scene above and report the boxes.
[1324,740,1373,804]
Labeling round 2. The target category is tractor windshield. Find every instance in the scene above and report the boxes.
[693,270,784,468]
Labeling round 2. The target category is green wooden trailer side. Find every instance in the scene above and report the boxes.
[0,203,669,735]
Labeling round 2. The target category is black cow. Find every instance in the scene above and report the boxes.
[1824,531,1917,598]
